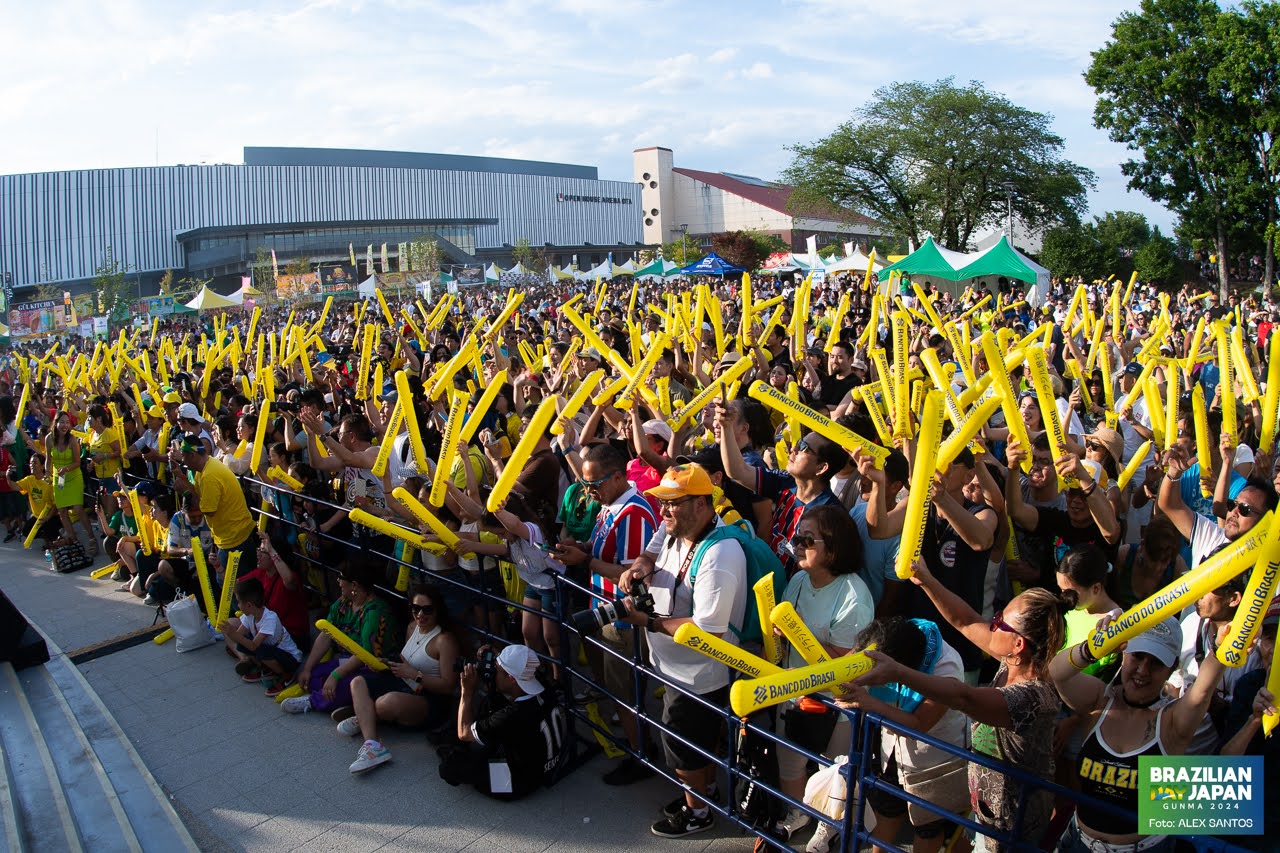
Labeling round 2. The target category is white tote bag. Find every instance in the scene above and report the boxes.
[167,592,214,652]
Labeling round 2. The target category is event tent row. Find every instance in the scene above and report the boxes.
[876,237,1050,305]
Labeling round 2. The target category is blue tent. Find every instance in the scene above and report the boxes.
[679,252,745,276]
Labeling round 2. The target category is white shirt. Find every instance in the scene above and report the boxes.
[239,608,302,661]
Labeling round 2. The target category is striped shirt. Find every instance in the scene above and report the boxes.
[588,486,658,601]
[755,468,840,577]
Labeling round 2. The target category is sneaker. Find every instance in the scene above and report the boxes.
[662,785,719,818]
[778,808,812,841]
[349,740,391,774]
[602,756,655,786]
[650,805,713,839]
[234,660,259,678]
[240,670,263,684]
[573,686,603,705]
[806,820,837,853]
[264,677,294,698]
[111,566,128,582]
[336,716,362,737]
[330,706,355,723]
[281,696,312,714]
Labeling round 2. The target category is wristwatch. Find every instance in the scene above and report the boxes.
[646,614,659,633]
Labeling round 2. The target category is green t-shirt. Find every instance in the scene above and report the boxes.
[1062,608,1120,679]
[559,482,600,543]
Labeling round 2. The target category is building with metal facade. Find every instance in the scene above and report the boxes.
[0,147,643,292]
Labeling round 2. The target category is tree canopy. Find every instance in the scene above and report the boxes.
[784,78,1095,251]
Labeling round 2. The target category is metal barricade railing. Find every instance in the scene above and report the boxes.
[223,475,1254,853]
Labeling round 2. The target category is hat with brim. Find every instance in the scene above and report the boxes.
[645,463,714,501]
[1086,426,1125,467]
[641,419,674,446]
[497,645,545,696]
[178,433,205,454]
[579,348,603,363]
[177,402,204,422]
[1123,617,1182,667]
[146,404,166,419]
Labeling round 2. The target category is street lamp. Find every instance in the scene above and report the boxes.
[1001,181,1017,243]
[678,224,689,266]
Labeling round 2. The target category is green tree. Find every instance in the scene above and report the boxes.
[510,237,545,273]
[1086,0,1266,296]
[1133,226,1182,285]
[1039,227,1111,282]
[1091,211,1151,257]
[92,247,131,325]
[157,269,174,295]
[283,256,311,278]
[662,234,703,268]
[784,78,1095,250]
[251,246,274,295]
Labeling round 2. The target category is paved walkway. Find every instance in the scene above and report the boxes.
[1,543,758,852]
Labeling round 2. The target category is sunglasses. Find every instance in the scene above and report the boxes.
[790,533,825,550]
[792,438,814,456]
[1229,499,1262,518]
[579,472,614,488]
[990,611,1029,642]
[410,603,434,615]
[657,495,698,511]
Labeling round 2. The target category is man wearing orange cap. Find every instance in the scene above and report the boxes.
[618,463,747,839]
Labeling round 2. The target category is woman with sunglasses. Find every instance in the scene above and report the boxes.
[339,584,461,774]
[46,409,97,557]
[773,504,873,841]
[849,559,1068,852]
[1082,426,1126,522]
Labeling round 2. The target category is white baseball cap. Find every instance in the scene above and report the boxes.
[177,402,204,423]
[1124,617,1182,667]
[496,645,545,696]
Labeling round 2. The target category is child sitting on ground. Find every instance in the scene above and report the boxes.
[219,577,303,690]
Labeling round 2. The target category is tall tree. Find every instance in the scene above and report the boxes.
[1086,0,1257,297]
[92,247,131,326]
[1091,211,1151,257]
[784,78,1095,250]
[1133,226,1182,285]
[1039,227,1111,282]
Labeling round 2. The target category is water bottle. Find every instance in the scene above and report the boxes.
[44,549,53,563]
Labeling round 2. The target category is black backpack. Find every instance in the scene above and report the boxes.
[735,709,788,836]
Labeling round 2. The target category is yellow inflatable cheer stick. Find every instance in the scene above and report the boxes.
[1214,325,1236,441]
[666,356,754,431]
[23,507,53,549]
[551,370,604,436]
[430,392,466,507]
[487,396,558,512]
[1115,360,1157,416]
[214,550,243,633]
[896,391,944,579]
[249,401,271,474]
[350,507,434,551]
[591,375,630,407]
[392,486,468,555]
[979,333,1030,471]
[459,369,508,445]
[357,323,376,400]
[396,370,430,471]
[1191,386,1214,499]
[1163,363,1180,452]
[728,647,877,717]
[747,381,890,467]
[316,619,388,672]
[918,348,965,427]
[1115,441,1153,492]
[267,465,303,492]
[127,489,152,555]
[371,399,404,478]
[615,335,669,410]
[191,541,219,628]
[934,394,1001,473]
[891,311,912,440]
[754,575,782,666]
[771,601,829,665]
[1261,332,1280,455]
[1073,512,1274,668]
[1026,346,1077,490]
[1216,516,1280,667]
[672,623,783,679]
[14,383,30,426]
[89,561,120,580]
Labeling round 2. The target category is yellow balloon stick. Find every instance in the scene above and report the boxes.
[481,293,525,345]
[1115,441,1153,492]
[551,369,604,436]
[891,311,912,440]
[1115,360,1158,416]
[615,335,670,410]
[391,486,469,556]
[1144,375,1166,448]
[1213,325,1237,442]
[316,619,389,672]
[1026,346,1077,489]
[592,375,630,407]
[856,386,894,445]
[487,396,558,512]
[672,623,783,679]
[771,601,829,665]
[979,332,1031,471]
[396,370,430,471]
[459,368,508,445]
[215,550,243,633]
[350,506,434,552]
[728,647,877,717]
[430,391,466,507]
[1191,385,1214,498]
[666,356,754,431]
[1164,363,1180,452]
[267,465,303,492]
[656,376,672,417]
[896,391,944,579]
[14,383,30,427]
[191,540,219,628]
[127,489,152,555]
[824,291,850,353]
[23,507,52,549]
[753,574,782,666]
[249,401,271,474]
[1078,512,1274,667]
[935,394,1001,473]
[1217,517,1280,668]
[371,399,404,478]
[357,323,376,400]
[426,338,477,401]
[1230,326,1261,403]
[1261,331,1280,454]
[375,287,395,327]
[747,380,890,466]
[918,348,965,427]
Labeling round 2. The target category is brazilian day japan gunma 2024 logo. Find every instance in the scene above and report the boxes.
[1137,756,1264,836]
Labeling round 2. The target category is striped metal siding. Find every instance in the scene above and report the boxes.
[0,165,641,287]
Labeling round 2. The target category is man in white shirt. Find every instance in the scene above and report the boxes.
[619,464,747,839]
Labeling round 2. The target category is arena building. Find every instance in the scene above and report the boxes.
[0,147,644,296]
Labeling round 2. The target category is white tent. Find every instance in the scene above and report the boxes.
[357,275,378,297]
[824,248,887,274]
[581,259,615,280]
[184,286,240,311]
[484,263,504,283]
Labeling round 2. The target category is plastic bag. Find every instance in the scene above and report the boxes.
[167,591,213,652]
[804,755,849,820]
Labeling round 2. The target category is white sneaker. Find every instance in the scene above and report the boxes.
[806,820,837,853]
[349,741,391,774]
[280,696,312,714]
[336,716,362,737]
[779,808,812,841]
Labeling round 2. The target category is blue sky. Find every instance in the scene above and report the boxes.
[1,0,1173,235]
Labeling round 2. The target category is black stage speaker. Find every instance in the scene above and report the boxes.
[0,589,49,670]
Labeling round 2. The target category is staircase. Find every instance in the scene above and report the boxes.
[0,639,197,853]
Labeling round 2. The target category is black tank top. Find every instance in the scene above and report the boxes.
[1075,696,1167,835]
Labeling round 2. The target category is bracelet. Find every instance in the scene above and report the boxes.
[1166,473,1181,482]
[1081,482,1097,498]
[1068,640,1096,671]
[328,671,341,681]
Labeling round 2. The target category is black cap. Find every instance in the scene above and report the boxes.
[1123,362,1143,377]
[677,446,724,475]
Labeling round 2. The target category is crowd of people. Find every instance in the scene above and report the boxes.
[0,269,1276,853]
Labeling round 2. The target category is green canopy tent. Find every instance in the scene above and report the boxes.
[954,236,1051,300]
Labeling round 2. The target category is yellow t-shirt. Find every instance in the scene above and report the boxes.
[194,457,254,548]
[89,425,124,478]
[16,475,53,518]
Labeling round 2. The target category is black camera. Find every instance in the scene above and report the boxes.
[275,401,300,414]
[570,582,654,636]
[452,647,498,684]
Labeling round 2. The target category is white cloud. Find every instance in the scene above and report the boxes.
[742,62,773,79]
[708,47,738,64]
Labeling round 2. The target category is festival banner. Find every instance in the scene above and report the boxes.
[320,265,358,290]
[455,266,485,287]
[276,272,320,299]
[9,299,66,337]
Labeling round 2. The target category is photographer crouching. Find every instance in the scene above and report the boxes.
[439,644,567,800]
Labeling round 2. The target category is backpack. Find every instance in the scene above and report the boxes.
[688,524,785,645]
[734,710,788,835]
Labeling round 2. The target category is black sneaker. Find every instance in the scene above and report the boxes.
[602,756,655,786]
[651,805,713,838]
[661,785,719,818]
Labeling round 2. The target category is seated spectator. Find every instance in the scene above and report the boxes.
[220,577,303,690]
[340,584,461,774]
